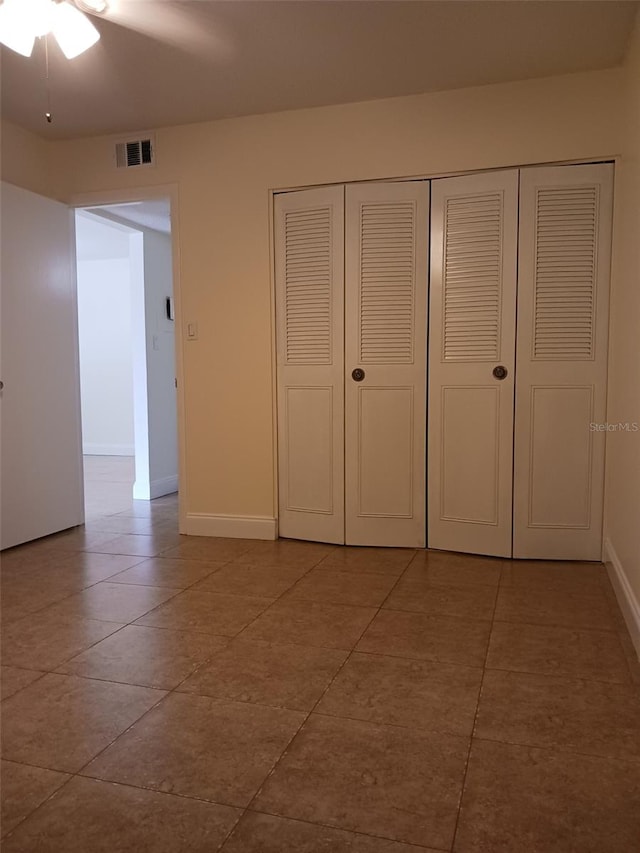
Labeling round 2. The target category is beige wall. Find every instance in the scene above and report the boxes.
[605,19,640,652]
[41,68,623,529]
[1,121,52,198]
[3,68,626,532]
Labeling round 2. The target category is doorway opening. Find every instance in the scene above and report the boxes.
[74,199,178,522]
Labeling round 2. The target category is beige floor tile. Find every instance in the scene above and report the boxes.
[87,533,183,557]
[1,673,164,772]
[317,652,482,735]
[161,538,256,562]
[3,458,638,851]
[454,739,640,853]
[358,610,491,667]
[115,505,180,521]
[108,557,225,589]
[0,606,35,627]
[487,621,631,683]
[2,776,240,853]
[1,583,76,625]
[221,812,441,852]
[254,713,469,849]
[43,582,179,624]
[85,516,164,535]
[384,579,497,620]
[406,551,503,586]
[136,590,272,635]
[1,666,45,700]
[494,586,618,631]
[84,692,305,807]
[617,625,640,686]
[1,760,70,838]
[475,669,640,760]
[26,529,122,554]
[57,625,229,690]
[242,600,376,651]
[179,638,347,710]
[2,612,125,671]
[284,568,397,608]
[47,552,149,584]
[318,547,414,576]
[235,540,335,569]
[194,563,310,598]
[500,560,607,592]
[3,551,147,587]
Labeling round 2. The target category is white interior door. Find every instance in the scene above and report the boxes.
[345,181,429,546]
[428,170,518,557]
[1,182,84,550]
[513,163,613,559]
[275,186,345,544]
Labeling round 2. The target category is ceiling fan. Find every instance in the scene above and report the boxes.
[0,0,106,59]
[0,0,220,61]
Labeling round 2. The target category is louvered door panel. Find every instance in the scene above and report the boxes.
[345,181,429,547]
[275,186,345,543]
[443,193,502,362]
[284,208,332,364]
[514,164,613,559]
[428,170,518,557]
[533,187,598,360]
[359,202,415,363]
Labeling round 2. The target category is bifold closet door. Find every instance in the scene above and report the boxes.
[428,170,518,557]
[275,186,345,544]
[513,163,613,560]
[345,181,429,547]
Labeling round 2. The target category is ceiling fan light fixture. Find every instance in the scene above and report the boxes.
[74,0,108,14]
[0,0,37,56]
[51,1,100,58]
[0,0,100,59]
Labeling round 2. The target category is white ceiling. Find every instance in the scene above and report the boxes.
[2,1,638,140]
[86,199,172,233]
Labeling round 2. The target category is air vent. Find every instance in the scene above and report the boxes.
[115,137,154,169]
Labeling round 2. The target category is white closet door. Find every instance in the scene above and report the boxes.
[345,181,429,547]
[514,164,613,560]
[275,186,345,543]
[428,170,518,557]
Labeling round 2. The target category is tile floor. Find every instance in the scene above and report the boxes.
[1,458,640,851]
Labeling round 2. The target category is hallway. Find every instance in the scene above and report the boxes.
[1,476,640,851]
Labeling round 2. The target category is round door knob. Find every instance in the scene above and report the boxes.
[352,368,365,382]
[492,365,508,380]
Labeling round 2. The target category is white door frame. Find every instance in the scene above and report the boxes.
[69,184,186,530]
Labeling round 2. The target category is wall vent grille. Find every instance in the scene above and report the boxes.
[115,138,154,169]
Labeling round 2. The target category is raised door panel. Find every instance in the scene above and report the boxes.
[275,186,345,543]
[514,163,613,559]
[428,170,519,557]
[345,181,429,547]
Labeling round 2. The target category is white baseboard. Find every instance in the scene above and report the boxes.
[83,443,135,456]
[184,512,277,540]
[604,537,640,660]
[133,475,178,501]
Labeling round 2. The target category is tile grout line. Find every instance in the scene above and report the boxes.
[1,535,246,838]
[235,549,415,840]
[1,543,337,844]
[449,561,503,853]
[5,534,639,847]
